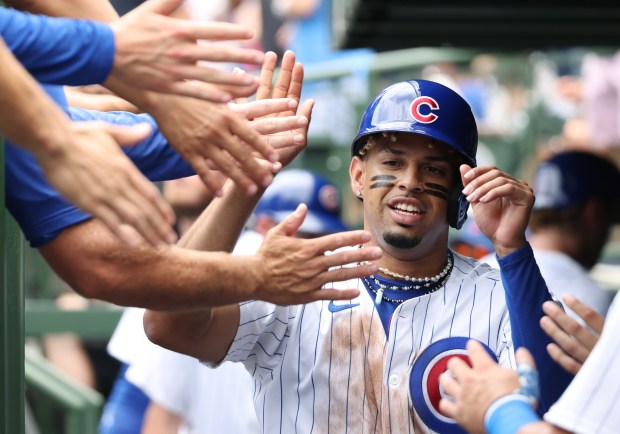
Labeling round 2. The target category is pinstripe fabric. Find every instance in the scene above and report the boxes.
[544,296,620,434]
[225,249,515,433]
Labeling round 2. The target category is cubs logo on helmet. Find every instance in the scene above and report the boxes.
[409,337,497,433]
[410,96,440,124]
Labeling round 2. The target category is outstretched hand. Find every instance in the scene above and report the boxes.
[36,120,177,247]
[439,340,532,434]
[460,164,534,257]
[541,295,604,375]
[109,0,264,102]
[252,204,382,305]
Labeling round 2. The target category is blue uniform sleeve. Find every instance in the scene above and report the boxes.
[0,8,114,85]
[497,243,573,415]
[5,107,194,248]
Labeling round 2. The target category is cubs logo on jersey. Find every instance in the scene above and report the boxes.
[410,96,440,124]
[409,337,497,433]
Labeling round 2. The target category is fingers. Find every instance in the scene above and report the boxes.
[272,51,296,100]
[230,98,298,120]
[106,122,153,147]
[466,339,497,368]
[256,51,278,100]
[189,156,226,197]
[540,302,597,365]
[447,352,473,381]
[307,230,375,257]
[562,294,605,334]
[229,116,279,163]
[461,166,531,204]
[288,62,305,104]
[178,21,258,43]
[165,80,233,103]
[251,115,308,136]
[314,288,361,301]
[271,204,308,237]
[546,343,582,375]
[438,395,458,419]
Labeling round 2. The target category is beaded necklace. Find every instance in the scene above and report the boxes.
[363,252,454,305]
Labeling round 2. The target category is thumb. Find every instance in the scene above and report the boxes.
[133,0,183,16]
[106,122,152,147]
[273,204,307,237]
[515,347,536,369]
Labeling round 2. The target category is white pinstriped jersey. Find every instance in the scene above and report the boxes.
[544,295,620,434]
[222,249,516,433]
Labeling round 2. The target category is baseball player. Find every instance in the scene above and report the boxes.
[144,79,568,433]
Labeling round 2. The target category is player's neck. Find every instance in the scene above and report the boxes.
[376,249,451,281]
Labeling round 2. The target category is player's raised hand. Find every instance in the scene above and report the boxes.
[36,120,177,247]
[460,164,534,257]
[439,340,529,434]
[109,0,264,102]
[238,50,312,167]
[540,295,604,375]
[253,204,381,305]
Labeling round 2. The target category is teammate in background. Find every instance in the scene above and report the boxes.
[439,294,620,434]
[144,79,569,432]
[483,150,619,318]
[100,176,219,434]
[129,169,349,434]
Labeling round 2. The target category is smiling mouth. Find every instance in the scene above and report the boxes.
[390,203,423,216]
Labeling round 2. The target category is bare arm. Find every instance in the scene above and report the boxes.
[143,52,381,362]
[0,37,176,247]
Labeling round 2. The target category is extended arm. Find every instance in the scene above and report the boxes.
[2,0,264,100]
[461,165,572,412]
[143,52,381,362]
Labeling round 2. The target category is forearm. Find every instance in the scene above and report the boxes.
[5,0,119,21]
[38,220,260,310]
[0,39,72,155]
[180,180,264,252]
[499,244,573,413]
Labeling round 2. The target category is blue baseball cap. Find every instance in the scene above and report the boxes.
[533,151,620,222]
[254,169,350,235]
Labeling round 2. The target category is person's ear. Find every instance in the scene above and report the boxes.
[350,156,365,200]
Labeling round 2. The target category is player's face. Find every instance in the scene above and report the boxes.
[350,133,457,257]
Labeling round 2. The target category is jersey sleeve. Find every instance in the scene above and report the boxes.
[497,243,573,414]
[495,310,516,369]
[220,301,293,384]
[5,107,193,247]
[127,344,196,415]
[0,8,114,85]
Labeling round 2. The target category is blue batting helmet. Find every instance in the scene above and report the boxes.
[351,80,478,229]
[254,169,349,235]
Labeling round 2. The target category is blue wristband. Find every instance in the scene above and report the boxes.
[484,394,540,434]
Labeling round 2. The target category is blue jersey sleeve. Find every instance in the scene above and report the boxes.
[0,8,114,85]
[5,106,194,247]
[498,243,573,415]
